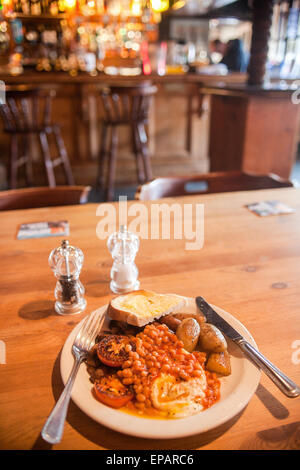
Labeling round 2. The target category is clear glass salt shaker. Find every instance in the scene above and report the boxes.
[49,239,87,315]
[107,225,140,294]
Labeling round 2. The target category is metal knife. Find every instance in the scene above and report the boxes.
[196,296,300,398]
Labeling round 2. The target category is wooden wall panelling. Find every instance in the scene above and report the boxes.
[242,96,300,178]
[208,90,300,179]
[209,94,248,172]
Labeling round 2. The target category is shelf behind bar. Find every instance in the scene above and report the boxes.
[5,13,68,20]
[4,12,149,22]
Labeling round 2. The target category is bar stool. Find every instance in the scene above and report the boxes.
[97,82,157,201]
[0,85,74,189]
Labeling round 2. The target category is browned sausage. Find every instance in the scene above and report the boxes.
[172,312,206,325]
[159,315,182,331]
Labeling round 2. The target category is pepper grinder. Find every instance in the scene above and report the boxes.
[49,239,87,315]
[107,225,140,294]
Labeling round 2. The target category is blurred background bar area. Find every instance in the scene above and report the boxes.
[0,0,299,201]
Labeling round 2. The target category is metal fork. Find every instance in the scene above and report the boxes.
[41,310,103,445]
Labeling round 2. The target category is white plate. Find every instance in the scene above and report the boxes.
[60,296,261,439]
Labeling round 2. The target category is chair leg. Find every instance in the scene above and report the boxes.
[9,134,19,189]
[137,123,153,182]
[105,126,118,202]
[39,131,56,187]
[132,124,146,184]
[186,94,193,154]
[97,123,109,189]
[52,125,74,185]
[23,135,34,187]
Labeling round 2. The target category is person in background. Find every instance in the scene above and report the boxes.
[210,38,249,72]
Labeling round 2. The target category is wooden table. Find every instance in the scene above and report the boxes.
[1,188,300,450]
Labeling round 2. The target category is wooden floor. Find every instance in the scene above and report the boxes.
[0,151,209,190]
[74,151,209,187]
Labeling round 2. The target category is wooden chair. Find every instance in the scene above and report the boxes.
[97,82,157,201]
[0,85,74,189]
[0,186,91,211]
[135,171,294,200]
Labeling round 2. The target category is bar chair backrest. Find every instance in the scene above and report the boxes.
[0,186,91,211]
[135,171,294,200]
[0,85,55,133]
[99,82,157,125]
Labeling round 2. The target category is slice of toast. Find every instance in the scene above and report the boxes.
[107,290,186,327]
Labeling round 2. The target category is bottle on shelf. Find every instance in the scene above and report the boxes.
[3,0,159,74]
[20,0,31,14]
[30,0,42,15]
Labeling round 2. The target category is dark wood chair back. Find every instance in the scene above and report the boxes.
[135,171,294,200]
[0,85,55,133]
[0,186,91,211]
[99,82,157,125]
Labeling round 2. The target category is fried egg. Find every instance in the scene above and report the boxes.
[151,372,207,419]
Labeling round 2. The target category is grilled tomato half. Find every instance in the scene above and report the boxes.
[94,376,134,408]
[97,335,134,368]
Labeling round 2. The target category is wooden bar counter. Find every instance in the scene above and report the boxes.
[202,84,300,179]
[1,71,298,188]
[0,71,246,188]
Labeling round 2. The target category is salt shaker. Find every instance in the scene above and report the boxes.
[49,239,87,315]
[107,225,140,294]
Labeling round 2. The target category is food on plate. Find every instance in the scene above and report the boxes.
[160,312,205,333]
[86,292,232,419]
[172,312,206,326]
[90,322,220,417]
[107,290,185,327]
[175,318,201,352]
[206,351,231,376]
[151,373,207,418]
[159,314,181,332]
[108,320,142,337]
[97,335,135,368]
[162,314,228,359]
[198,323,227,353]
[94,375,134,408]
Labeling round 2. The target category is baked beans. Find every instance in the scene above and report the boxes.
[115,322,220,416]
